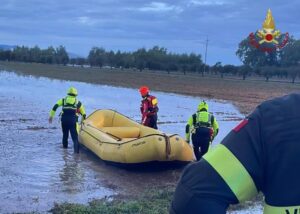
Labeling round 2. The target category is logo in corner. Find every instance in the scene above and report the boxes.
[249,9,289,52]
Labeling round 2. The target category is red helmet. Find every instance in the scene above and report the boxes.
[139,86,149,96]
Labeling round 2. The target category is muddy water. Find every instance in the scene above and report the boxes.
[0,71,244,213]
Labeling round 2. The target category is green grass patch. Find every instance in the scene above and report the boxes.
[49,186,263,214]
[50,187,175,214]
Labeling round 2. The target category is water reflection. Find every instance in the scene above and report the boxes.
[59,150,85,194]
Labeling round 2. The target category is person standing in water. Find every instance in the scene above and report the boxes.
[49,87,86,153]
[139,86,159,129]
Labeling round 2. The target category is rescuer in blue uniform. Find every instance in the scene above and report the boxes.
[185,101,219,160]
[49,87,86,153]
[171,93,300,214]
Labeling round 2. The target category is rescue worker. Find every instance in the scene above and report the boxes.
[48,87,86,153]
[171,93,300,214]
[186,101,219,161]
[139,86,159,129]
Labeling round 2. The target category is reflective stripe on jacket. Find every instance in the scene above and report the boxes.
[49,95,86,119]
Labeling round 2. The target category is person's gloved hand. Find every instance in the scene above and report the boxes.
[142,117,147,125]
[48,117,53,124]
[186,139,190,144]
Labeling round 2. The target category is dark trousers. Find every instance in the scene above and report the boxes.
[61,116,79,153]
[145,115,158,129]
[191,127,211,161]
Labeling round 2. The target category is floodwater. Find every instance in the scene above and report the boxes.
[0,71,252,213]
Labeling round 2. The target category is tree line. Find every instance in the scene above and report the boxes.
[0,45,69,65]
[0,45,203,74]
[1,36,300,83]
[86,46,203,74]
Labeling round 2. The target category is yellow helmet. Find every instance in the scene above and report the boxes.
[198,101,208,111]
[67,87,78,96]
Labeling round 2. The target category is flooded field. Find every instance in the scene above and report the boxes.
[0,71,255,213]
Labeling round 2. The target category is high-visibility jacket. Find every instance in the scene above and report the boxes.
[49,95,86,120]
[185,110,219,142]
[140,95,158,124]
[171,93,300,214]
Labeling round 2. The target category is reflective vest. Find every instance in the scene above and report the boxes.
[62,96,79,116]
[49,95,86,119]
[192,111,214,128]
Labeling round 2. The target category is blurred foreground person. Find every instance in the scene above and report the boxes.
[139,86,159,129]
[49,87,86,153]
[185,101,219,160]
[171,94,300,214]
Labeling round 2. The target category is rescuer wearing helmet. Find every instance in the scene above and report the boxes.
[171,94,300,214]
[139,86,159,129]
[185,101,219,161]
[48,87,86,153]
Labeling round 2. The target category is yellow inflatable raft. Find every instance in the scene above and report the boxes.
[79,109,195,165]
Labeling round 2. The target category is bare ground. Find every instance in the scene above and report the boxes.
[1,61,300,114]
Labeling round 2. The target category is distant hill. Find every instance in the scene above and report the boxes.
[0,44,16,51]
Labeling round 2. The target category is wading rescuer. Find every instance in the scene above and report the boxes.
[48,87,86,153]
[185,101,219,161]
[139,86,158,129]
[171,93,300,214]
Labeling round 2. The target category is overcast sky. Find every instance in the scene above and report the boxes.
[0,0,299,65]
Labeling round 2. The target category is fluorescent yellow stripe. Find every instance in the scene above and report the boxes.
[152,98,158,105]
[49,110,56,117]
[76,122,80,133]
[79,105,86,116]
[264,203,300,214]
[203,144,258,202]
